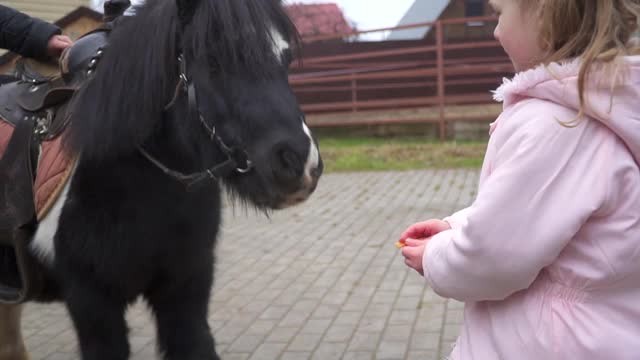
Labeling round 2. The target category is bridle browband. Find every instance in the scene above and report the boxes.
[138,53,253,188]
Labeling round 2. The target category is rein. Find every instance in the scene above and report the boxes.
[138,54,252,188]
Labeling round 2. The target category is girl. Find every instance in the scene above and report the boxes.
[399,0,640,359]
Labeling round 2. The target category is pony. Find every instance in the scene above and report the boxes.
[0,0,322,359]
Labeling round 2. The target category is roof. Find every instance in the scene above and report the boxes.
[387,0,450,40]
[285,3,353,38]
[0,6,103,67]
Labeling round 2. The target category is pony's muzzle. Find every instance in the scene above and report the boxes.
[269,140,322,208]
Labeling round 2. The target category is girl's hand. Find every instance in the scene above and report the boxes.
[396,219,451,275]
[396,219,451,248]
[401,238,427,275]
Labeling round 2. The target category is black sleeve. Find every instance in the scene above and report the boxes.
[0,5,61,60]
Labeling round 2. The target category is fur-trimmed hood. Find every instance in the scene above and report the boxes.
[493,56,640,165]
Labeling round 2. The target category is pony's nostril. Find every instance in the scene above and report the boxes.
[278,148,301,171]
[310,166,321,179]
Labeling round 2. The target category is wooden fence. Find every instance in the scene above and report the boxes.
[289,15,514,139]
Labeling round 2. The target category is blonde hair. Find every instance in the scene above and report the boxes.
[522,0,640,123]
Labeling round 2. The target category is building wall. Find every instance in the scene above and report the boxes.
[1,0,92,23]
[388,0,494,41]
[430,0,495,42]
[439,0,492,19]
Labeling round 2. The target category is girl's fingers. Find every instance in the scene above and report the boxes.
[403,253,424,275]
[400,227,427,241]
[401,244,421,258]
[396,238,421,248]
[404,238,426,247]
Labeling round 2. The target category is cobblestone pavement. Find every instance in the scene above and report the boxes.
[22,169,480,360]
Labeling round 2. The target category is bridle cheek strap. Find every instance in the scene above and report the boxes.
[140,54,252,188]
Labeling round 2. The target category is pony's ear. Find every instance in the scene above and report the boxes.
[175,0,200,26]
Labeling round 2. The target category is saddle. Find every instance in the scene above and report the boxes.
[0,0,130,304]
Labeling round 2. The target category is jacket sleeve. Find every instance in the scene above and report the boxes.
[422,115,606,302]
[0,5,61,59]
[443,207,472,230]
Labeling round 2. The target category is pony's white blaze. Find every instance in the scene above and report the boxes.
[302,122,319,183]
[270,28,290,61]
[30,171,74,265]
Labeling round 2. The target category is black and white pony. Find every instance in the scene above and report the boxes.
[0,0,322,359]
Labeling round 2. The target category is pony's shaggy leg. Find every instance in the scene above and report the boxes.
[146,271,219,360]
[0,304,28,360]
[65,282,129,360]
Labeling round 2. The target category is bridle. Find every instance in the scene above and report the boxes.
[138,53,253,187]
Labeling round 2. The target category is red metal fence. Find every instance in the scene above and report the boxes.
[289,15,514,139]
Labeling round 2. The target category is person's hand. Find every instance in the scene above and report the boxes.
[397,219,451,246]
[396,219,451,275]
[401,238,427,275]
[46,35,74,58]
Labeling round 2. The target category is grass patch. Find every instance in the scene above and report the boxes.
[318,137,486,172]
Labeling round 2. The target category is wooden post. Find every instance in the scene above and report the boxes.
[436,20,446,140]
[350,73,357,113]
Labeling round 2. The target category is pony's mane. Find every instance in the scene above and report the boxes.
[67,0,296,161]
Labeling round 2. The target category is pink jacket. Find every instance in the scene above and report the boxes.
[424,56,640,359]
